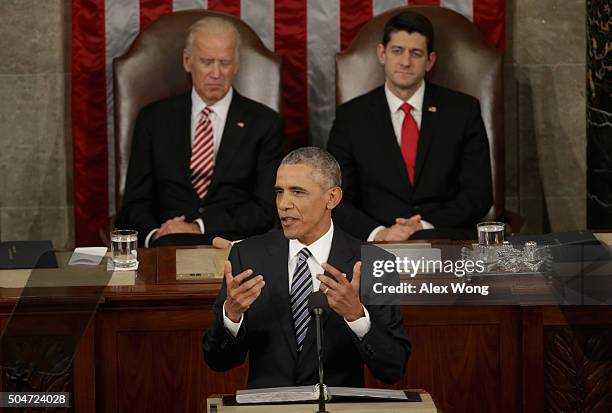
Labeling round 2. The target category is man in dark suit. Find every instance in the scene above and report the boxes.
[328,11,493,242]
[116,16,282,247]
[203,147,410,389]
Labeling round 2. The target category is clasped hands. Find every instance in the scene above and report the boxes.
[374,214,423,242]
[223,261,364,323]
[153,215,200,241]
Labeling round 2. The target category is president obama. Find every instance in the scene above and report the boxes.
[203,147,410,389]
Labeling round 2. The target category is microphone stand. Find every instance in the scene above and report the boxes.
[308,291,330,413]
[313,307,329,413]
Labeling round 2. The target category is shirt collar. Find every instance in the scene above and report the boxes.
[384,81,426,114]
[191,87,233,121]
[289,221,334,265]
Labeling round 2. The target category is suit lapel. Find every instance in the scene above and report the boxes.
[297,229,356,368]
[175,94,202,202]
[207,92,249,197]
[265,234,299,363]
[413,82,439,188]
[370,87,413,201]
[176,94,193,181]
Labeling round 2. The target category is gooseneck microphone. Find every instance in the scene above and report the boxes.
[308,291,330,413]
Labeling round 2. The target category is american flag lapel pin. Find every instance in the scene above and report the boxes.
[428,106,437,112]
[237,121,245,128]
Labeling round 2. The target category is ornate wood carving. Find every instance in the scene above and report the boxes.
[545,326,612,412]
[2,337,73,413]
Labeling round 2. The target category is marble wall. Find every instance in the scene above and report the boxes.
[505,0,587,233]
[586,0,612,228]
[0,0,73,248]
[0,0,588,248]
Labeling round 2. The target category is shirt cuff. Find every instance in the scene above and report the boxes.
[367,226,386,242]
[144,229,158,248]
[345,305,371,340]
[222,300,243,337]
[420,219,435,230]
[194,218,205,234]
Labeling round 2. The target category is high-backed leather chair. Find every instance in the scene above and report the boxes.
[336,6,517,227]
[113,10,281,211]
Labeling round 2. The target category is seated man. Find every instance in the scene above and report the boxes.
[203,147,410,389]
[328,11,493,242]
[116,16,283,247]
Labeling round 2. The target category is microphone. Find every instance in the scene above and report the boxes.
[308,292,330,413]
[308,290,328,316]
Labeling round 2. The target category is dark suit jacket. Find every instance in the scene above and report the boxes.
[116,91,283,245]
[202,228,410,389]
[327,83,493,240]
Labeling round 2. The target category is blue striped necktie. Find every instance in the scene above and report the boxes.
[290,248,313,352]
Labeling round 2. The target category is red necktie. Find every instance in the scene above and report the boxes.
[400,102,419,185]
[190,107,215,199]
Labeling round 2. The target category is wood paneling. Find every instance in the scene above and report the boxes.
[1,248,611,413]
[365,306,521,413]
[117,330,204,412]
[97,304,521,413]
[73,323,96,412]
[523,307,544,413]
[96,308,248,413]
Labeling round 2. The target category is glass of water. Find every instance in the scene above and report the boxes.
[110,230,138,268]
[477,222,505,246]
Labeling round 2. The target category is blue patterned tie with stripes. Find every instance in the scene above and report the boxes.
[290,248,313,352]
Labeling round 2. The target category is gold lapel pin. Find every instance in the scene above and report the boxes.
[237,122,245,128]
[428,106,437,112]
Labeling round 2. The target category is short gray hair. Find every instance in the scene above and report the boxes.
[185,16,241,57]
[281,147,341,189]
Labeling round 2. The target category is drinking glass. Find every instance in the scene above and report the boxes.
[110,230,138,268]
[477,222,505,246]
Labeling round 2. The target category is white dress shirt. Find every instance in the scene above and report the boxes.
[368,81,434,242]
[223,221,372,340]
[144,87,234,247]
[385,80,425,140]
[189,86,233,154]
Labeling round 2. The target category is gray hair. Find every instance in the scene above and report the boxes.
[281,147,342,189]
[185,16,241,58]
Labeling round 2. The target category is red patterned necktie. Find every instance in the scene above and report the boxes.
[190,107,215,199]
[400,102,419,185]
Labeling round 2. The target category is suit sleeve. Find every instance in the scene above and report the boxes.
[115,109,159,244]
[328,107,383,240]
[352,304,411,384]
[200,113,283,237]
[349,246,410,383]
[202,244,249,371]
[421,100,493,227]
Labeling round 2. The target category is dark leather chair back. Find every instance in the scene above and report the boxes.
[113,10,281,209]
[336,6,503,218]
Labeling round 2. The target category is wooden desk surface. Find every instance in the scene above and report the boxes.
[206,391,438,413]
[1,241,600,307]
[0,247,222,305]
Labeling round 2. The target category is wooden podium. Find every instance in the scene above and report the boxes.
[205,390,438,412]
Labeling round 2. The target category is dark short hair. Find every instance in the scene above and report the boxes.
[281,147,341,189]
[382,11,435,53]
